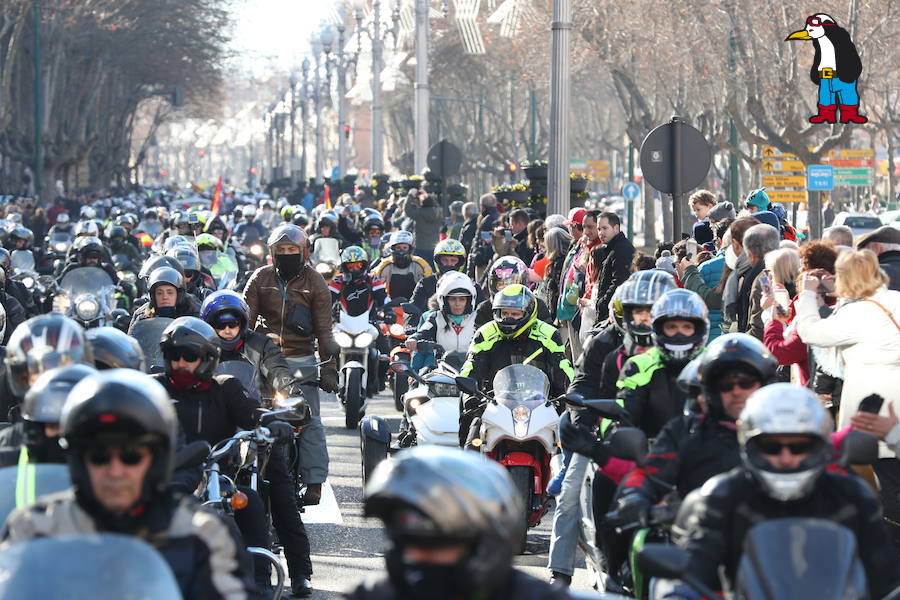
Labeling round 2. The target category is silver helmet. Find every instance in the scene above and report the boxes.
[738,383,832,502]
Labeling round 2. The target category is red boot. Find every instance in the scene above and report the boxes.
[839,105,868,124]
[809,104,837,124]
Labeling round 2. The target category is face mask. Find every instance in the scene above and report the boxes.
[661,332,697,361]
[274,253,304,281]
[168,369,201,390]
[393,252,411,268]
[218,334,242,352]
[156,306,176,318]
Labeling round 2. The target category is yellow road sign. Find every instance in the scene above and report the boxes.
[832,149,875,158]
[767,190,806,203]
[761,146,799,159]
[762,175,806,188]
[762,160,805,172]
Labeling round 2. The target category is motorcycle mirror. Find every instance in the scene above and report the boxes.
[582,399,625,421]
[390,361,411,375]
[401,302,421,316]
[606,427,648,465]
[175,440,212,470]
[840,430,879,468]
[149,365,166,375]
[259,408,293,425]
[636,544,689,581]
[454,376,480,397]
[563,392,585,407]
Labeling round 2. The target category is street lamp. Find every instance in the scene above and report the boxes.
[312,37,325,184]
[547,0,572,215]
[289,72,298,189]
[300,57,311,183]
[413,0,429,174]
[321,15,356,179]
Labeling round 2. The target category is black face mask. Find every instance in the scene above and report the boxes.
[386,549,469,600]
[393,251,411,268]
[274,253,304,281]
[156,306,176,318]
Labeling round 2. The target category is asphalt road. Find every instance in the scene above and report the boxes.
[294,389,592,599]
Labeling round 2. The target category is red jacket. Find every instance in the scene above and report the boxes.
[763,318,809,385]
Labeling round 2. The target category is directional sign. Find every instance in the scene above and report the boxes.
[829,158,875,167]
[622,182,640,200]
[767,190,807,203]
[832,148,875,158]
[834,165,875,186]
[762,175,806,188]
[587,160,610,180]
[763,160,805,172]
[761,146,799,159]
[807,165,834,191]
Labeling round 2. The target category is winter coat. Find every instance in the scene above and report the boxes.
[403,200,443,256]
[795,287,900,456]
[593,232,635,325]
[763,318,810,385]
[681,258,724,341]
[879,250,900,292]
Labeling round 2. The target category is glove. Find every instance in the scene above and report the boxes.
[282,382,305,398]
[559,418,608,465]
[615,492,651,527]
[267,420,293,445]
[319,367,339,394]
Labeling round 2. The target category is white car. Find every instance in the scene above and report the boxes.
[832,213,883,237]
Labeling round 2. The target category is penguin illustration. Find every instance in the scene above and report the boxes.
[785,13,867,124]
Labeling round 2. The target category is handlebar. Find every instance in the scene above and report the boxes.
[209,427,275,461]
[606,501,681,534]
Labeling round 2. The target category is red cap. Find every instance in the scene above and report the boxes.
[564,207,586,225]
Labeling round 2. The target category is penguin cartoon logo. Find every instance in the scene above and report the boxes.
[785,13,867,125]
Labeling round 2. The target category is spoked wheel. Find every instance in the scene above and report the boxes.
[508,465,532,554]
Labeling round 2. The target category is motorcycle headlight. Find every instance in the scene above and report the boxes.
[354,331,374,348]
[54,242,67,252]
[21,276,34,289]
[389,323,405,337]
[512,405,531,423]
[334,331,353,347]
[431,382,457,397]
[250,244,264,257]
[407,396,427,415]
[76,297,100,321]
[315,263,332,274]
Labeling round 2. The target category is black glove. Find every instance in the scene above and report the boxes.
[267,420,293,445]
[319,367,339,394]
[559,417,608,465]
[282,382,305,398]
[615,492,651,527]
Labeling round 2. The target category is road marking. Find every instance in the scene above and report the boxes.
[302,481,343,524]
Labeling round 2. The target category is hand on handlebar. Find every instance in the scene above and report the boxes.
[266,420,293,445]
[613,492,651,529]
[559,418,608,465]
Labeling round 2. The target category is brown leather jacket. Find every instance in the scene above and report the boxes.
[243,264,337,363]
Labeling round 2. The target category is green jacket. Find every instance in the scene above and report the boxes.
[615,347,692,438]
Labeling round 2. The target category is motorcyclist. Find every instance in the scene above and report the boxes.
[473,256,551,328]
[4,226,33,252]
[47,212,72,236]
[85,326,146,371]
[308,211,344,248]
[0,268,24,345]
[459,284,574,447]
[347,446,570,600]
[359,214,385,262]
[0,249,37,318]
[136,208,163,239]
[329,246,388,317]
[674,383,900,599]
[166,244,216,300]
[243,224,339,507]
[128,266,200,332]
[234,205,268,246]
[373,231,432,301]
[2,370,257,599]
[58,236,119,283]
[615,289,709,438]
[107,224,142,265]
[409,239,483,313]
[258,199,280,230]
[407,271,478,372]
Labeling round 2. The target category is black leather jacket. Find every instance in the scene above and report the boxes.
[220,329,303,398]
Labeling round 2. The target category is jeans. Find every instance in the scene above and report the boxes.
[285,356,329,484]
[818,77,860,106]
[548,452,590,575]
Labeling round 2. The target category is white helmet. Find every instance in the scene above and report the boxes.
[389,230,414,250]
[243,205,257,218]
[74,221,100,237]
[436,271,476,315]
[56,213,70,225]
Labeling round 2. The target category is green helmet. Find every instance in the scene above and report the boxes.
[492,284,537,338]
[195,233,224,252]
[433,238,466,275]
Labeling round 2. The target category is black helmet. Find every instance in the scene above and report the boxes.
[613,270,678,347]
[147,266,185,309]
[159,316,220,380]
[138,254,184,280]
[9,226,33,247]
[650,289,709,364]
[74,235,103,263]
[61,371,179,506]
[6,314,94,398]
[697,333,777,420]
[291,211,309,228]
[22,364,98,463]
[86,327,146,371]
[165,246,202,282]
[106,225,128,243]
[491,284,538,338]
[487,256,528,296]
[676,355,704,414]
[365,446,522,598]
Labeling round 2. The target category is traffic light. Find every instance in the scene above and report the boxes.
[250,167,258,175]
[198,149,206,158]
[343,124,351,139]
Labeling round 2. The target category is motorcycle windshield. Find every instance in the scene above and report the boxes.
[0,464,72,527]
[48,232,72,251]
[492,364,550,410]
[216,360,261,402]
[130,317,174,373]
[311,238,340,265]
[737,518,867,600]
[59,267,114,297]
[199,250,239,290]
[10,250,35,273]
[0,533,183,598]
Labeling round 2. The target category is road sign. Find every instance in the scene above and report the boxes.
[587,160,610,180]
[622,182,640,200]
[767,190,806,203]
[570,158,588,172]
[762,175,806,188]
[829,158,875,167]
[834,167,873,176]
[761,146,799,159]
[426,139,462,178]
[831,148,875,158]
[762,160,805,172]
[807,165,833,191]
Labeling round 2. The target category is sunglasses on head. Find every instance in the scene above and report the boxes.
[164,348,201,362]
[213,320,240,331]
[85,444,149,467]
[755,439,817,456]
[716,377,759,392]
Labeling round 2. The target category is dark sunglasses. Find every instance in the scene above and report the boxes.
[716,377,759,392]
[344,261,365,271]
[213,320,240,331]
[164,348,201,362]
[85,445,148,466]
[756,440,817,456]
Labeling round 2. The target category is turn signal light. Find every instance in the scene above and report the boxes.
[471,438,482,448]
[231,491,249,510]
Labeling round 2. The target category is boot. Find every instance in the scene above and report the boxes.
[809,104,837,124]
[839,104,868,124]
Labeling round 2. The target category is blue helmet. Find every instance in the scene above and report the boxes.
[200,290,250,334]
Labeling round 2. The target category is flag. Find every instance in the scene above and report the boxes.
[210,175,223,217]
[324,184,331,210]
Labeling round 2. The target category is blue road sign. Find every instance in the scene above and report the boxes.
[622,182,640,200]
[807,165,834,191]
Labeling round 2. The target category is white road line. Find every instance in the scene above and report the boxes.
[302,481,343,524]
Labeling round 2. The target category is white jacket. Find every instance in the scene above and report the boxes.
[795,287,900,456]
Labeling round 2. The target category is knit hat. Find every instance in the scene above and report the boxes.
[745,187,770,211]
[655,250,677,276]
[752,210,781,236]
[708,201,736,222]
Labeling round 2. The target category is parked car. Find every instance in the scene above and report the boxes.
[832,213,883,238]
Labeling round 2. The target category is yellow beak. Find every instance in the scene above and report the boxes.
[785,29,813,41]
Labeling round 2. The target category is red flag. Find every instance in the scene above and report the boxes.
[210,176,223,217]
[324,184,331,210]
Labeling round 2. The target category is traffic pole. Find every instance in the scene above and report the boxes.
[547,0,572,216]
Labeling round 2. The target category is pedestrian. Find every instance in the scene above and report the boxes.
[824,225,854,249]
[856,226,900,291]
[592,212,635,327]
[403,191,442,267]
[508,209,534,264]
[459,201,480,251]
[689,190,716,245]
[742,223,781,340]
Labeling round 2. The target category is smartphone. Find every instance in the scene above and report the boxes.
[685,239,699,260]
[819,276,836,295]
[503,230,513,243]
[858,394,884,414]
[758,274,773,297]
[773,288,791,312]
[481,231,492,242]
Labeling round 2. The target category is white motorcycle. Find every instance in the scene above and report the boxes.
[333,309,378,429]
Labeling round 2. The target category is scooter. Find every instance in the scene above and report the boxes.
[333,309,379,429]
[456,364,561,554]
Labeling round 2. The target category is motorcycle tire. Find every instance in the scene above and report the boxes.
[393,369,408,412]
[360,432,389,487]
[508,465,532,555]
[344,368,363,429]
